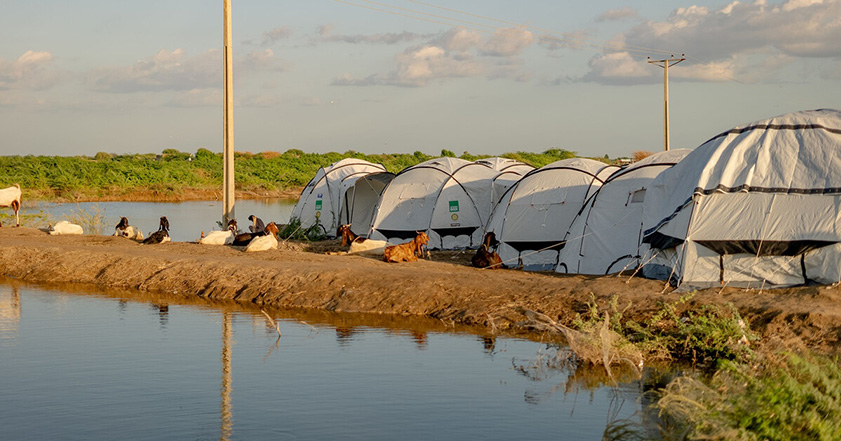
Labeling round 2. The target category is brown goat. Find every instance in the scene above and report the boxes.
[383,231,430,263]
[338,224,359,247]
[471,232,502,269]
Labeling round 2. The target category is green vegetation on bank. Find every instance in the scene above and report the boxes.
[554,294,841,441]
[0,148,583,200]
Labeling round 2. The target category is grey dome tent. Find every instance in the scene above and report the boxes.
[368,157,499,249]
[339,171,395,238]
[291,158,387,238]
[485,158,618,271]
[556,149,690,275]
[641,109,841,289]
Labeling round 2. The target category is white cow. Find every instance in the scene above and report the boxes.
[0,184,21,227]
[48,220,84,235]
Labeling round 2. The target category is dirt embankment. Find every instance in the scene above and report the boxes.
[1,227,840,353]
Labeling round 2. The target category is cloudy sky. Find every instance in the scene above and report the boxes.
[1,0,840,158]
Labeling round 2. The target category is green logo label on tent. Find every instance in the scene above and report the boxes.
[449,200,459,212]
[315,200,322,210]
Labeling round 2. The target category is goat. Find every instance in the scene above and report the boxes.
[142,216,170,244]
[0,184,21,227]
[383,231,430,263]
[338,224,391,255]
[200,219,237,245]
[338,224,358,247]
[245,222,280,252]
[48,220,83,235]
[471,232,502,269]
[233,217,272,246]
[113,217,145,241]
[248,215,265,234]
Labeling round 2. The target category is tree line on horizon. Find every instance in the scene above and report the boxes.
[0,147,641,200]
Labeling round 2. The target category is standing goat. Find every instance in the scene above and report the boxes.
[0,184,21,227]
[383,231,430,263]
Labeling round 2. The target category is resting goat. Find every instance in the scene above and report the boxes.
[114,217,145,241]
[471,232,502,269]
[48,220,83,235]
[0,184,21,227]
[200,219,237,245]
[338,224,391,255]
[245,222,280,252]
[142,216,170,244]
[233,218,273,246]
[383,231,430,263]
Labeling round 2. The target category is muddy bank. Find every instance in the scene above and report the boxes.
[1,227,840,352]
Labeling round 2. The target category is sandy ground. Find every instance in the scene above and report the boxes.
[1,227,840,353]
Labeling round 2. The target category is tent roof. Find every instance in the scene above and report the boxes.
[321,158,386,176]
[526,157,618,180]
[644,108,841,236]
[605,149,691,182]
[475,157,534,172]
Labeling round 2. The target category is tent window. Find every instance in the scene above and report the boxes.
[630,189,646,203]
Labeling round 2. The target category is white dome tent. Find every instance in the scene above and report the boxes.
[339,171,395,238]
[641,109,841,289]
[485,158,618,271]
[474,157,535,208]
[368,157,499,249]
[291,158,387,238]
[556,149,690,275]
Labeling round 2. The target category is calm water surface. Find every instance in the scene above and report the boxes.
[22,199,297,242]
[0,282,643,440]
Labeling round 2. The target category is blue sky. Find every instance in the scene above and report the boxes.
[1,0,839,158]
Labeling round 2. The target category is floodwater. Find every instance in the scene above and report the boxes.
[21,199,298,243]
[0,281,644,440]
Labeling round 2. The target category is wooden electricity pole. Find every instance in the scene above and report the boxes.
[222,0,236,225]
[648,55,685,151]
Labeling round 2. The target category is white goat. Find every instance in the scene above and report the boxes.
[0,184,21,227]
[245,233,278,252]
[348,238,391,256]
[245,223,280,252]
[48,220,83,235]
[200,220,237,245]
[113,217,145,241]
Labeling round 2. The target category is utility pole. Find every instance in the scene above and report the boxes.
[648,54,684,151]
[222,0,236,225]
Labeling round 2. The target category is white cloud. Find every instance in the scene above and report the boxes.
[261,27,293,46]
[332,27,536,87]
[583,0,841,84]
[583,52,654,84]
[480,27,534,57]
[86,48,287,93]
[0,51,63,90]
[596,7,639,22]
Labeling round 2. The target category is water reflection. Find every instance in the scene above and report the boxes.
[0,285,21,342]
[151,303,169,327]
[0,279,645,440]
[220,312,233,441]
